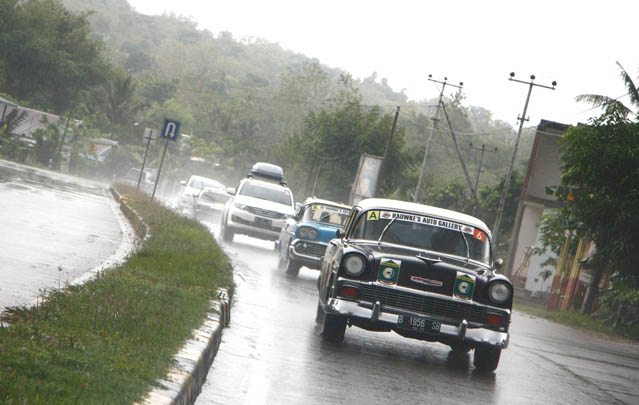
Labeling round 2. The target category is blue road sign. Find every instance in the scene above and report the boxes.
[161,118,181,141]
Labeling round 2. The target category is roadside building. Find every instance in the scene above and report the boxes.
[505,120,568,301]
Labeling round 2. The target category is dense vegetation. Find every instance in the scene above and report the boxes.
[538,64,639,337]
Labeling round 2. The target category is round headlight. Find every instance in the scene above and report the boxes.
[343,254,366,277]
[298,226,318,240]
[488,281,511,304]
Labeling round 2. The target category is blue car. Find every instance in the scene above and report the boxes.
[277,198,351,276]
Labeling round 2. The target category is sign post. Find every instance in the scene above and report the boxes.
[152,118,181,201]
[137,128,157,192]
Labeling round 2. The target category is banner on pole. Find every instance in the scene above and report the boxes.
[349,153,383,205]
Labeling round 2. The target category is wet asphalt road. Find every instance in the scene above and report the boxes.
[0,160,129,313]
[196,220,639,405]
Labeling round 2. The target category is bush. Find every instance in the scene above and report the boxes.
[595,277,639,339]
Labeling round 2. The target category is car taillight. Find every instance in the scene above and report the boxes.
[340,286,359,298]
[486,313,504,327]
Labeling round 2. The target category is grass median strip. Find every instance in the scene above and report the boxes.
[0,187,234,404]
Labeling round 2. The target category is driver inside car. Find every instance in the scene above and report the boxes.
[431,228,466,256]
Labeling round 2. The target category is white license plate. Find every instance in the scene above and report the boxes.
[397,314,441,334]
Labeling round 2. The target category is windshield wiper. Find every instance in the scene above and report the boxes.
[459,230,470,266]
[378,218,397,245]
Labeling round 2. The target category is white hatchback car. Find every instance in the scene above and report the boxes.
[178,175,225,214]
[220,177,295,242]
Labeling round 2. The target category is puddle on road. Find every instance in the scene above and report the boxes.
[4,183,31,191]
[0,163,107,198]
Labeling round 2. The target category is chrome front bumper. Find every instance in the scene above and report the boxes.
[325,298,509,349]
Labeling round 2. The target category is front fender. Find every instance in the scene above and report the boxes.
[319,241,343,302]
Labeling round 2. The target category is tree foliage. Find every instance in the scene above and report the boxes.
[576,61,639,119]
[276,99,414,203]
[556,105,639,282]
[0,0,110,114]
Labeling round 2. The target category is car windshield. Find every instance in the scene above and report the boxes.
[239,181,292,206]
[351,210,491,264]
[189,177,222,190]
[302,203,350,226]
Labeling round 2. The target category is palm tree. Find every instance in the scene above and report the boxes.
[105,71,139,126]
[576,62,639,118]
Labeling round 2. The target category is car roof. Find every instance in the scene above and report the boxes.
[304,197,351,210]
[355,198,490,234]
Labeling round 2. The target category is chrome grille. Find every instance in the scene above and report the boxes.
[246,206,285,219]
[358,284,485,323]
[293,241,327,257]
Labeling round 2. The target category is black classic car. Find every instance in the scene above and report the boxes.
[316,198,512,372]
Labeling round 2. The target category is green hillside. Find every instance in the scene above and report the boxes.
[1,0,531,245]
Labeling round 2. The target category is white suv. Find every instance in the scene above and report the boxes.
[220,177,295,242]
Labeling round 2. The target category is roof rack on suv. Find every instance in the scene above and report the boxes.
[247,162,287,185]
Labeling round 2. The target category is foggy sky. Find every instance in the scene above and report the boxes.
[128,0,639,128]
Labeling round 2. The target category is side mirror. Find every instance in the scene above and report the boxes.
[226,187,236,196]
[180,180,187,186]
[494,258,504,270]
[336,229,345,239]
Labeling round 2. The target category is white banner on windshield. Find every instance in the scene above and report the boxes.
[375,210,475,235]
[310,204,350,215]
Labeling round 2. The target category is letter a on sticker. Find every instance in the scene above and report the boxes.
[367,210,380,221]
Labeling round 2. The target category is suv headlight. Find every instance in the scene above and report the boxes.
[343,253,366,277]
[298,226,318,240]
[234,202,248,210]
[488,281,511,304]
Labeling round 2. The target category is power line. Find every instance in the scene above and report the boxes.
[469,142,498,215]
[414,75,463,202]
[492,73,557,246]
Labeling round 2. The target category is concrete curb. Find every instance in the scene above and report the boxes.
[139,290,231,405]
[109,185,232,405]
[109,186,148,240]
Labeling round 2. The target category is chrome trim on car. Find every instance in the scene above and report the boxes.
[290,239,327,260]
[325,298,509,348]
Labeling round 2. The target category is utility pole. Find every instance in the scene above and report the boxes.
[311,160,322,196]
[441,102,479,209]
[54,116,71,170]
[376,106,400,197]
[414,75,463,202]
[492,73,556,245]
[469,143,498,215]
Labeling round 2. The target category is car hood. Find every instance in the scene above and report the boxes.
[346,241,502,302]
[296,221,340,243]
[234,194,295,215]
